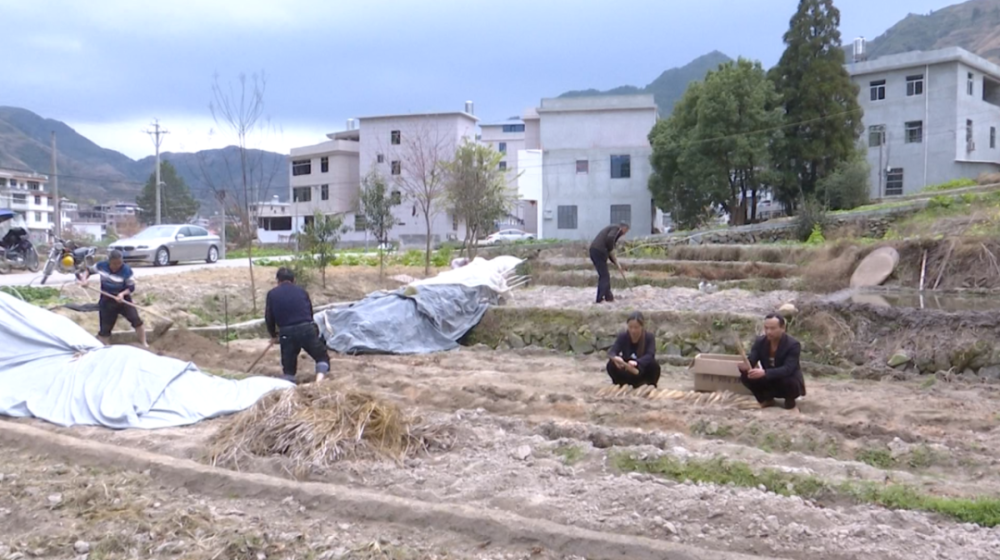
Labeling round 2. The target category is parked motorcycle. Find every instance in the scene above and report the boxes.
[0,209,41,274]
[41,237,97,285]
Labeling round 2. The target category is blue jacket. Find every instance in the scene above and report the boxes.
[90,260,136,301]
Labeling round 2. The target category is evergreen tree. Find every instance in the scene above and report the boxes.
[136,160,200,224]
[769,0,863,211]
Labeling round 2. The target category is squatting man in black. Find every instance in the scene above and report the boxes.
[738,313,806,412]
[264,267,331,384]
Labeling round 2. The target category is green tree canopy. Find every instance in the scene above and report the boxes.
[299,211,344,289]
[136,160,200,224]
[768,0,863,210]
[649,58,783,228]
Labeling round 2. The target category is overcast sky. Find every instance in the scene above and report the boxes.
[3,0,956,159]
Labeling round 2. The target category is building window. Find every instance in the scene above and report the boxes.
[391,130,401,145]
[968,72,975,96]
[292,160,311,176]
[886,168,904,197]
[354,214,367,232]
[452,213,458,231]
[377,153,385,164]
[502,124,525,133]
[499,161,507,171]
[498,142,507,153]
[391,190,401,205]
[868,125,885,147]
[905,121,923,144]
[611,155,631,179]
[610,204,631,225]
[12,193,26,204]
[321,184,329,201]
[391,161,401,175]
[991,127,996,149]
[293,186,312,203]
[34,196,41,205]
[906,74,924,96]
[967,119,975,151]
[35,212,42,222]
[0,178,6,186]
[576,160,589,174]
[557,205,578,229]
[321,157,329,173]
[27,181,39,190]
[870,79,886,101]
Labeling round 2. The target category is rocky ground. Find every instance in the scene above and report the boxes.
[505,285,801,316]
[21,344,1000,560]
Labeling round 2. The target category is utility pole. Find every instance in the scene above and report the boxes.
[51,131,60,238]
[143,120,169,224]
[217,191,227,260]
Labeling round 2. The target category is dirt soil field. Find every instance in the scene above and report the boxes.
[49,265,443,332]
[0,449,567,560]
[506,286,802,316]
[23,340,1000,560]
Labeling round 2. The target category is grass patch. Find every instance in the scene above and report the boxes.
[921,377,937,389]
[856,447,894,469]
[922,178,978,193]
[553,444,585,465]
[613,453,1000,526]
[0,286,61,305]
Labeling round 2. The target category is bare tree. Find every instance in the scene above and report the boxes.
[198,72,283,313]
[389,121,451,276]
[358,169,399,282]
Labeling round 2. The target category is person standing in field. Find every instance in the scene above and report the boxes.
[589,222,629,303]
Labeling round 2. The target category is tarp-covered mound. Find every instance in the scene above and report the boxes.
[316,255,522,355]
[0,291,292,429]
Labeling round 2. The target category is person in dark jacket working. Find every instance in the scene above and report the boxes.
[589,222,629,303]
[606,311,660,388]
[739,313,806,412]
[264,267,331,384]
[78,249,146,347]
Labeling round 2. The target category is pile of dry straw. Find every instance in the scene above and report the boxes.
[209,382,452,472]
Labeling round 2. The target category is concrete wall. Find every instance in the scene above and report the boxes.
[288,140,361,217]
[516,149,544,237]
[536,96,658,241]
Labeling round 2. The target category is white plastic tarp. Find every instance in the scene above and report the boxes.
[0,291,292,429]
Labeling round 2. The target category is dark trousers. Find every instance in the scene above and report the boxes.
[279,322,330,382]
[589,247,613,303]
[98,297,143,337]
[606,360,661,388]
[740,373,802,409]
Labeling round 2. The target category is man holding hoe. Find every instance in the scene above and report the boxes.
[77,249,147,347]
[589,222,629,304]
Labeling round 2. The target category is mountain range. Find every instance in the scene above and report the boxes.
[0,106,288,213]
[559,51,734,116]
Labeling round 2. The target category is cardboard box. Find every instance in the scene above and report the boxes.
[691,353,753,396]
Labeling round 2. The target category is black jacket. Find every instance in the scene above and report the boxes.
[589,225,625,263]
[264,282,315,338]
[608,330,656,369]
[747,333,806,394]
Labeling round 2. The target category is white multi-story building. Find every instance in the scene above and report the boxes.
[848,46,1000,197]
[517,95,662,240]
[280,105,478,247]
[479,117,531,231]
[0,168,53,242]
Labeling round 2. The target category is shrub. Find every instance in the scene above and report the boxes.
[926,195,954,210]
[816,151,871,211]
[805,225,826,245]
[793,199,829,242]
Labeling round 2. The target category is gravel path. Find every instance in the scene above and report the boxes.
[507,285,801,316]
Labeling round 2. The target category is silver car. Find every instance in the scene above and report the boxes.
[109,224,221,267]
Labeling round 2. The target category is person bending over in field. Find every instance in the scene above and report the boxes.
[606,311,660,388]
[738,313,805,412]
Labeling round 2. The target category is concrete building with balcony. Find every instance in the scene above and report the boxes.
[0,168,53,242]
[288,124,362,234]
[517,95,661,241]
[849,46,1000,197]
[479,117,531,232]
